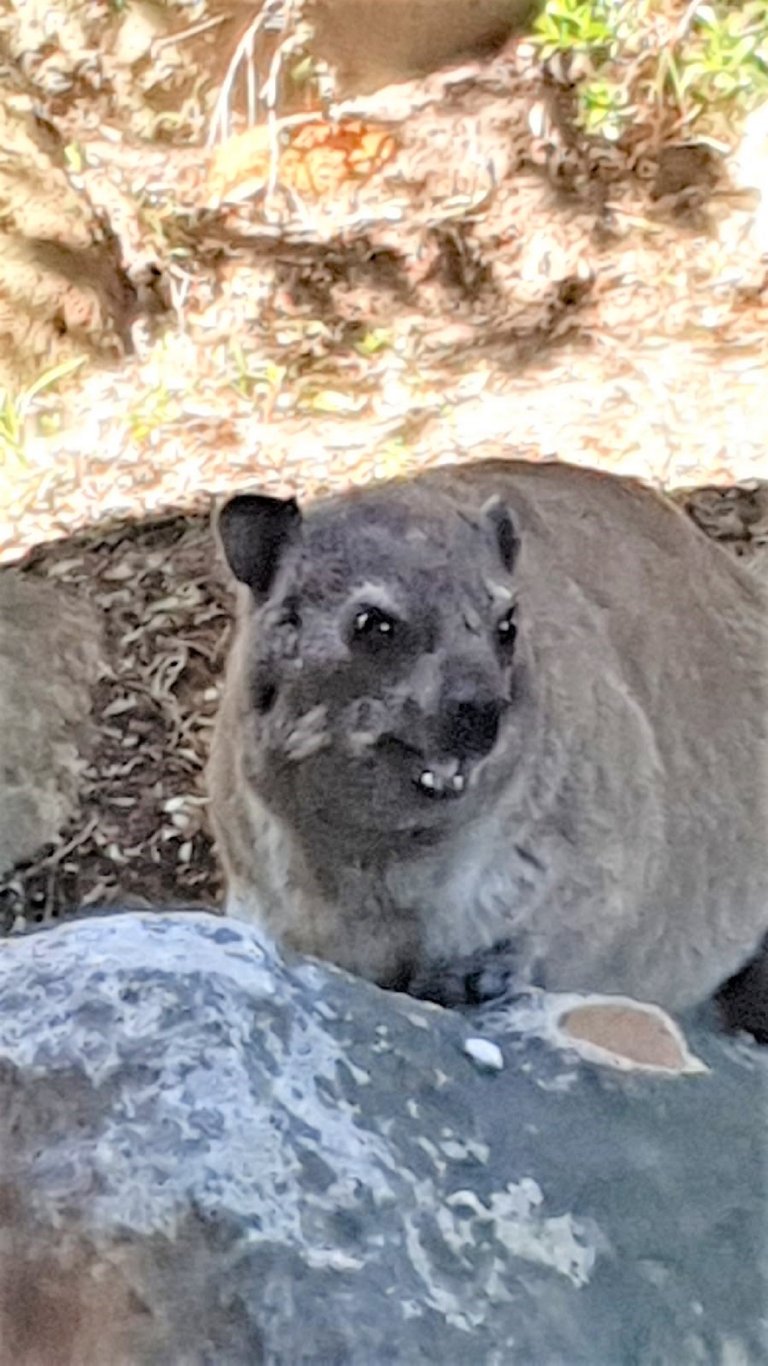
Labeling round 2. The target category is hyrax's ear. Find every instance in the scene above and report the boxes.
[481,495,519,574]
[217,493,302,597]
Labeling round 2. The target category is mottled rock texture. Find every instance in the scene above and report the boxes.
[0,912,764,1365]
[0,570,102,877]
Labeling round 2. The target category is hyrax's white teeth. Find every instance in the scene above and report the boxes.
[451,774,465,792]
[419,770,436,790]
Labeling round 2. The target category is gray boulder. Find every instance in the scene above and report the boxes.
[0,570,102,876]
[0,911,764,1365]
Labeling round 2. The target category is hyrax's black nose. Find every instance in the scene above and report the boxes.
[441,696,502,759]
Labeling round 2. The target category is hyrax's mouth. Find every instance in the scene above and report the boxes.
[374,737,469,801]
[414,759,467,800]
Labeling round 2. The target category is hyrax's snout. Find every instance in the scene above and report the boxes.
[438,694,502,760]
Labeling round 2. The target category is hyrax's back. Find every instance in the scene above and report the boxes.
[209,458,768,1012]
[410,461,768,1007]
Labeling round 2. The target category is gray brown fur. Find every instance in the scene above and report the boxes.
[208,459,768,1011]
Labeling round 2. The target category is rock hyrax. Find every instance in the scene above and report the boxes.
[208,459,768,1012]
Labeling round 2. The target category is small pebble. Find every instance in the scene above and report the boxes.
[463,1037,504,1071]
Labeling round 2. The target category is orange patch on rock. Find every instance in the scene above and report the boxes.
[560,1002,688,1072]
[207,119,399,205]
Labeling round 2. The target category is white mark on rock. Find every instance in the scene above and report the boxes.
[463,1037,504,1071]
[442,1178,599,1288]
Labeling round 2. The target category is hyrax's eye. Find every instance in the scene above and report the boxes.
[351,605,398,648]
[496,606,517,650]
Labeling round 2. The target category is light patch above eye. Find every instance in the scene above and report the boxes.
[352,581,402,614]
[484,579,514,604]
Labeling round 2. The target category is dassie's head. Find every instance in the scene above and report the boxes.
[217,481,527,845]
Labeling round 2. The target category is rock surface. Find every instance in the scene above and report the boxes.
[308,0,537,94]
[0,911,764,1365]
[0,570,102,878]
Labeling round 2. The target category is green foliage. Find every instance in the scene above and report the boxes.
[532,0,768,141]
[579,77,634,139]
[353,328,392,357]
[0,357,86,467]
[227,342,286,402]
[534,0,639,62]
[127,382,180,441]
[534,0,617,57]
[679,3,768,112]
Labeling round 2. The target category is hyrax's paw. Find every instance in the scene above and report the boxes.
[406,938,526,1009]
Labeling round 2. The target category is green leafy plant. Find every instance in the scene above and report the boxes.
[227,341,286,401]
[532,0,648,137]
[127,382,181,441]
[676,3,768,114]
[532,0,768,142]
[353,327,393,358]
[580,77,634,138]
[533,0,622,62]
[0,357,86,466]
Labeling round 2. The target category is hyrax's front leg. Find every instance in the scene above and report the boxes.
[405,938,530,1009]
